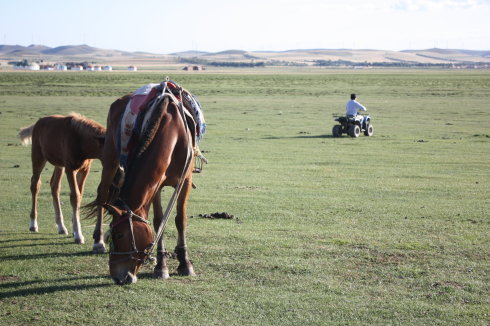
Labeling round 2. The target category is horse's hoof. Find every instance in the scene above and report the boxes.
[177,265,196,277]
[153,269,170,280]
[29,220,38,232]
[58,228,69,235]
[92,243,106,254]
[74,237,85,244]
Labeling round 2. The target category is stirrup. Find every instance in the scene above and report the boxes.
[193,147,208,173]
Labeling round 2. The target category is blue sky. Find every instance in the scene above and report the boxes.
[1,0,489,53]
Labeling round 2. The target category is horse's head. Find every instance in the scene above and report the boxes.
[104,204,153,285]
[68,113,106,160]
[94,135,106,158]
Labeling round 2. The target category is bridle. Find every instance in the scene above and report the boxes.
[108,200,153,265]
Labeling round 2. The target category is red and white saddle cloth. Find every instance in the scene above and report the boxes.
[119,83,159,162]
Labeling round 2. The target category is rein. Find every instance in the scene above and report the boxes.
[109,80,194,266]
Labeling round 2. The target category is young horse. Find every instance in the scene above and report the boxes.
[90,83,198,285]
[19,113,105,245]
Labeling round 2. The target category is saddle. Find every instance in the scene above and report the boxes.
[118,79,207,172]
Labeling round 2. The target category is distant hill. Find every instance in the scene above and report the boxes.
[402,48,490,57]
[213,50,248,55]
[1,44,489,67]
[0,45,27,53]
[27,44,51,52]
[0,44,135,58]
[171,50,210,57]
[177,48,490,65]
[42,44,99,55]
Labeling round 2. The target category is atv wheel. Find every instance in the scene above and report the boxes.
[348,125,360,138]
[332,125,342,137]
[364,124,374,136]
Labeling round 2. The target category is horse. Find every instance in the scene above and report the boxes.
[19,113,106,245]
[88,81,200,285]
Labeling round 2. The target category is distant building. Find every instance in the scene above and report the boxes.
[128,66,137,71]
[102,66,112,71]
[27,63,40,70]
[86,66,95,71]
[55,64,68,71]
[94,66,102,71]
[183,65,203,71]
[70,65,83,71]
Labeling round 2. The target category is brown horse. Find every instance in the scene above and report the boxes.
[19,113,105,245]
[90,83,198,285]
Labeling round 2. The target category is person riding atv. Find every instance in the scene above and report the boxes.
[346,93,366,117]
[332,94,374,137]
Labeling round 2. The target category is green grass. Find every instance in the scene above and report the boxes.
[0,70,489,325]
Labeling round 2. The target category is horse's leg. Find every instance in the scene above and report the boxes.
[91,192,108,254]
[97,140,119,206]
[92,204,106,254]
[91,142,120,252]
[65,168,85,244]
[50,166,68,235]
[29,144,46,232]
[175,177,195,276]
[76,160,91,197]
[76,160,104,253]
[152,190,170,279]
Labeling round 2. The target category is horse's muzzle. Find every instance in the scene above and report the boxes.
[112,272,138,285]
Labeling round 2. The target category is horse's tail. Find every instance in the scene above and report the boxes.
[82,184,104,220]
[18,124,35,145]
[82,199,99,220]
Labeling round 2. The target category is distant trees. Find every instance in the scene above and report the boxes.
[179,57,265,68]
[313,59,487,68]
[207,61,265,68]
[9,59,30,67]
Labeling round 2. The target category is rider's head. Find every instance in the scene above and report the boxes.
[350,94,357,100]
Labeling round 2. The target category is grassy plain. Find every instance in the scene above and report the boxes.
[0,70,489,325]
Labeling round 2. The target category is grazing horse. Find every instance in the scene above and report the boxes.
[19,114,105,244]
[89,82,200,285]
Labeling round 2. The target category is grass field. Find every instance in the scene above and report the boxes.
[0,70,489,325]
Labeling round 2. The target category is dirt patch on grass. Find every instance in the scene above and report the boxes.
[191,212,242,223]
[192,212,235,219]
[0,275,21,282]
[431,281,465,289]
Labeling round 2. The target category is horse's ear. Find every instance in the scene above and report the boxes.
[103,204,125,217]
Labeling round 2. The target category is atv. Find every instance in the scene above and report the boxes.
[332,114,373,138]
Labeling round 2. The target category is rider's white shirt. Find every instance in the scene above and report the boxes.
[346,100,367,116]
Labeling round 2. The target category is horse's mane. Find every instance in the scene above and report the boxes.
[135,97,169,158]
[69,112,106,138]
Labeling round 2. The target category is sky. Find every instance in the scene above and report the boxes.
[1,0,489,53]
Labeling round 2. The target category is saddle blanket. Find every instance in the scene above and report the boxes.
[129,83,160,114]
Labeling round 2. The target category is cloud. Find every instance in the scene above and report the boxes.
[392,0,489,11]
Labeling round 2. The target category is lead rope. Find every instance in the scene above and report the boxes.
[144,84,194,264]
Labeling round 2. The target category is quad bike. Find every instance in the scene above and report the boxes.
[332,114,373,138]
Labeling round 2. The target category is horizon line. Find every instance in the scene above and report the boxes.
[1,43,490,55]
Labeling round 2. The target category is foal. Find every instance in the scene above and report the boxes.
[19,113,105,244]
